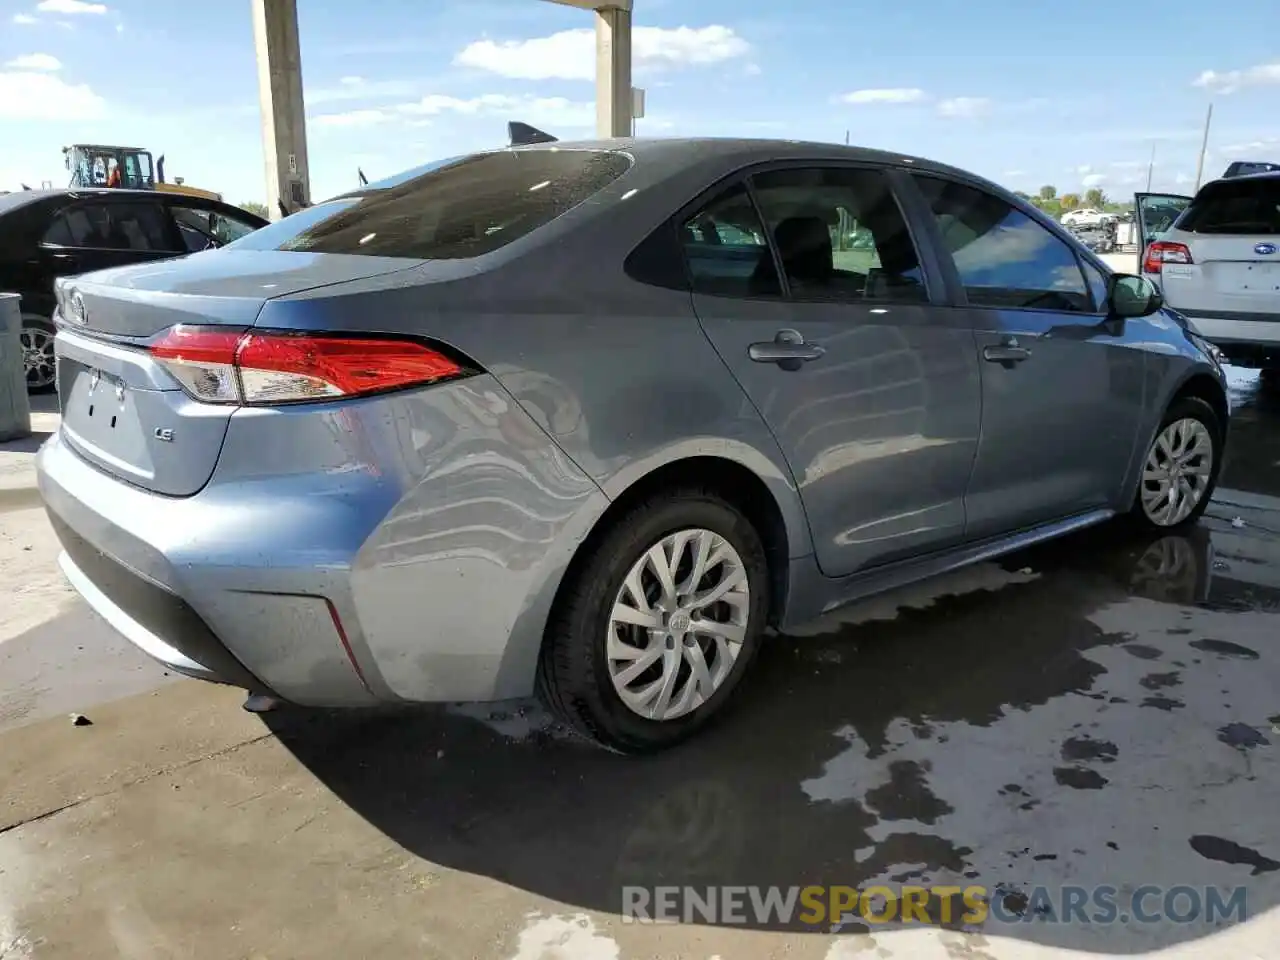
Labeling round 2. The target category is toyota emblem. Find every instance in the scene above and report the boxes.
[68,292,88,326]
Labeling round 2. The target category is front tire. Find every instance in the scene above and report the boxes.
[1130,396,1223,531]
[538,487,770,753]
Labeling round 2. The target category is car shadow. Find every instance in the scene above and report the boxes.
[0,429,53,455]
[26,392,60,416]
[263,519,1280,951]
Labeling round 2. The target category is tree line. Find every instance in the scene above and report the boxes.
[1012,185,1133,219]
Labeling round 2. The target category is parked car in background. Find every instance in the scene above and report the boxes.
[1223,160,1280,178]
[1137,172,1280,372]
[1061,207,1112,228]
[0,189,267,391]
[37,138,1227,753]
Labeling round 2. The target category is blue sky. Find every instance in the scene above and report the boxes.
[2,0,1277,206]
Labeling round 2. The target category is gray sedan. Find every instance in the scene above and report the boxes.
[36,138,1228,752]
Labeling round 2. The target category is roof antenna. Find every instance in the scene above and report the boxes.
[508,121,558,146]
[358,167,368,187]
[277,199,290,219]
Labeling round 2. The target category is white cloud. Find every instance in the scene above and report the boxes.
[838,88,926,105]
[5,53,61,71]
[1070,164,1093,174]
[1220,136,1280,156]
[401,92,594,128]
[1002,169,1026,177]
[1109,160,1146,169]
[1082,173,1106,187]
[13,13,37,24]
[1192,62,1280,95]
[0,68,104,119]
[308,77,418,105]
[36,0,107,12]
[455,25,748,81]
[315,93,596,132]
[1174,171,1196,185]
[936,96,990,118]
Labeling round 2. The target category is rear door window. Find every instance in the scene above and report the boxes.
[679,182,781,297]
[43,201,171,251]
[1177,178,1280,235]
[228,150,632,259]
[749,165,928,303]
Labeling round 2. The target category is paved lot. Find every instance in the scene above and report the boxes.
[2,372,1279,959]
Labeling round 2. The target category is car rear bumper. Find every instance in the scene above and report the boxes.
[36,375,610,706]
[1179,312,1280,367]
[38,430,372,704]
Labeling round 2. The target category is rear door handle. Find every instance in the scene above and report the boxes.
[749,329,825,371]
[983,338,1032,365]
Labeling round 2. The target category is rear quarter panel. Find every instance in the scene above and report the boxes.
[260,158,816,565]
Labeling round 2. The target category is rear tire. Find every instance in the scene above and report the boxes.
[1129,396,1223,532]
[21,316,57,393]
[538,487,769,753]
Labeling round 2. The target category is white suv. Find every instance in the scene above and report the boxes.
[1138,173,1280,371]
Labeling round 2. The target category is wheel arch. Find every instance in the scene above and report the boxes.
[1122,364,1229,512]
[561,451,810,630]
[1168,368,1229,431]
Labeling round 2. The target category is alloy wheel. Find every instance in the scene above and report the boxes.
[606,528,750,721]
[1140,417,1214,526]
[21,326,56,391]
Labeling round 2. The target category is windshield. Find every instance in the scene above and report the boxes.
[227,149,633,260]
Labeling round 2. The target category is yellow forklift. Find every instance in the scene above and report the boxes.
[62,144,222,201]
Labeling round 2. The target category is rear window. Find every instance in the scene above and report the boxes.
[228,149,632,259]
[1177,177,1280,235]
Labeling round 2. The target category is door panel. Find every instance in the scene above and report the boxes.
[1134,192,1193,259]
[913,175,1145,536]
[697,298,981,575]
[683,169,981,579]
[966,320,1145,536]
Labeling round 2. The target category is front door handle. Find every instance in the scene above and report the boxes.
[983,337,1032,365]
[749,329,825,371]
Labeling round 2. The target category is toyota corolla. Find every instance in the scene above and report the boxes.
[37,138,1229,752]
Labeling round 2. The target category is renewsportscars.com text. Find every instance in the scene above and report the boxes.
[621,884,1248,926]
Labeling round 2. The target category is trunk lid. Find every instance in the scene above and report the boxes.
[1189,235,1280,305]
[55,250,422,496]
[1163,233,1280,314]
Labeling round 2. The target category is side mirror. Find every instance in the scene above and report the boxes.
[1108,273,1163,319]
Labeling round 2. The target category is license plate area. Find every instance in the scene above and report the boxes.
[1213,261,1280,293]
[60,360,157,482]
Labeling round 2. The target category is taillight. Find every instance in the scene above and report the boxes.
[150,326,467,405]
[1143,241,1193,274]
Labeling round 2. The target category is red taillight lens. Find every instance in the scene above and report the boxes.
[150,326,466,405]
[1143,241,1193,274]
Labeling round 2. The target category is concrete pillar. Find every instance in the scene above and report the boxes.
[0,294,32,442]
[251,0,311,220]
[595,5,633,138]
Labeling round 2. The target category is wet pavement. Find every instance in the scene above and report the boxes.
[1,371,1279,959]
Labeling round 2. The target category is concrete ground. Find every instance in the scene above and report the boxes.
[2,373,1280,959]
